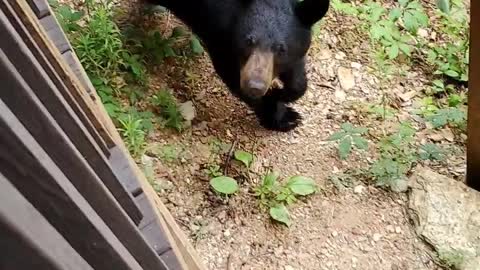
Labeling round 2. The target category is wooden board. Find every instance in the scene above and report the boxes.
[8,0,117,148]
[1,0,110,156]
[0,15,142,224]
[0,100,142,270]
[26,0,49,18]
[0,174,94,270]
[0,48,177,269]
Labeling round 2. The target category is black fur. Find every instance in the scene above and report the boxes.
[145,0,330,131]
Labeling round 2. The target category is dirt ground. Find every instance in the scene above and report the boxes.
[120,2,468,270]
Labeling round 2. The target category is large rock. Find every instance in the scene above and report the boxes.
[408,167,480,270]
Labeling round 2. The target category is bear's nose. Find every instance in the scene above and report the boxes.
[246,79,268,97]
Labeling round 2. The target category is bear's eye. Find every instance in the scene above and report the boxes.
[273,44,286,55]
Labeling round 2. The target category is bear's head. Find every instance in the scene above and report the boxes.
[233,0,330,99]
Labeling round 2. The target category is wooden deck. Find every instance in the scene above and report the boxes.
[0,1,207,269]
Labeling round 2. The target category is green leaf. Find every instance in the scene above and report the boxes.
[352,136,368,150]
[287,176,317,196]
[388,43,400,59]
[263,171,279,188]
[436,0,450,14]
[403,11,418,32]
[171,26,187,38]
[327,131,346,141]
[445,69,459,78]
[190,36,204,55]
[338,136,352,160]
[399,43,412,56]
[340,122,354,132]
[210,176,239,195]
[269,204,291,226]
[389,8,402,21]
[234,150,254,168]
[398,0,409,7]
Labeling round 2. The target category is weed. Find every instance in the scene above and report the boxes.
[419,143,445,161]
[118,115,147,158]
[327,123,369,160]
[254,172,318,226]
[210,176,239,195]
[150,90,185,132]
[234,150,254,168]
[426,107,466,129]
[369,123,417,188]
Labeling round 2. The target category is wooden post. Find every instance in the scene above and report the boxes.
[467,0,480,191]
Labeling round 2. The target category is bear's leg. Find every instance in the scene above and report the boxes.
[252,61,307,132]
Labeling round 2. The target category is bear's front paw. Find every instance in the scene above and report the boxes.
[256,102,302,132]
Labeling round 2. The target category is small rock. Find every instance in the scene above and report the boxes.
[337,67,355,90]
[331,231,338,237]
[179,101,196,122]
[318,48,332,60]
[417,28,429,38]
[334,89,347,102]
[335,51,346,60]
[284,265,295,270]
[354,185,365,194]
[391,178,409,193]
[224,229,231,237]
[395,226,402,234]
[373,233,382,242]
[386,225,395,233]
[351,62,362,69]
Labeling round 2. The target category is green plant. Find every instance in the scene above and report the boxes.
[426,0,469,82]
[426,107,466,129]
[419,143,445,161]
[204,163,223,178]
[118,115,147,157]
[369,123,417,189]
[210,176,239,195]
[327,123,369,160]
[234,150,254,168]
[150,90,185,131]
[254,172,318,226]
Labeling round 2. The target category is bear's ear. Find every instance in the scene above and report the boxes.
[295,0,330,27]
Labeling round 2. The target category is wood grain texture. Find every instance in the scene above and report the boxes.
[26,0,49,18]
[0,11,142,224]
[0,174,94,270]
[0,101,142,270]
[0,0,110,156]
[7,0,117,147]
[39,15,70,53]
[0,48,171,270]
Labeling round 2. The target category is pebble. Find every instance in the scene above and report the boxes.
[373,233,382,242]
[354,185,365,194]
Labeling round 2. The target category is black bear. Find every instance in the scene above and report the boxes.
[145,0,330,132]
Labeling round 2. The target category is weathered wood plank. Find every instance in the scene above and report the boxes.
[0,0,110,156]
[0,48,170,270]
[110,145,143,196]
[8,0,117,148]
[0,101,142,270]
[141,221,172,256]
[26,0,49,19]
[0,9,142,224]
[467,0,480,191]
[0,174,94,270]
[161,249,184,270]
[62,50,95,94]
[39,14,70,53]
